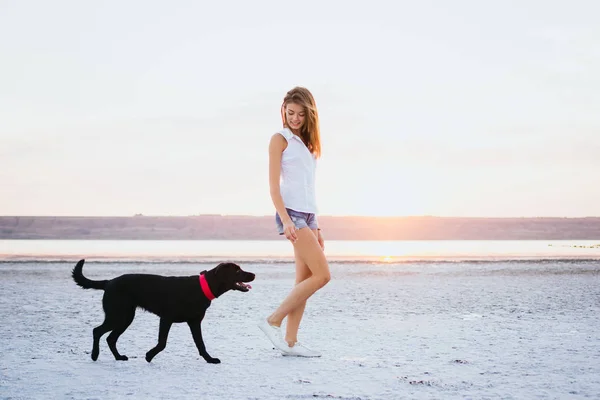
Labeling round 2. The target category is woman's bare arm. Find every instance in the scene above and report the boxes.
[269,133,297,242]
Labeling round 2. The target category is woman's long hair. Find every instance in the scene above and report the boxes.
[281,87,321,158]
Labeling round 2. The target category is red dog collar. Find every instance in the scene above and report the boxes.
[199,274,216,300]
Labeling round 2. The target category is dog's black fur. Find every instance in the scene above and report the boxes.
[72,259,255,364]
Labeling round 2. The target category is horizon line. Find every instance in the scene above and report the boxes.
[2,214,599,219]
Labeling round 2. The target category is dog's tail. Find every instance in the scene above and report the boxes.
[71,259,107,290]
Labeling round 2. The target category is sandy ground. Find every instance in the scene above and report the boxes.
[1,260,599,399]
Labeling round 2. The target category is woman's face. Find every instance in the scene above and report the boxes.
[285,102,306,132]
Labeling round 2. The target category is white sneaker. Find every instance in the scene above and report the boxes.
[282,342,322,357]
[258,319,288,352]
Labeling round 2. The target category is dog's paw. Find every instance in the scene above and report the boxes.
[206,357,221,364]
[116,355,129,361]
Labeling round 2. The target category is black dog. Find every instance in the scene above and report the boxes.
[72,259,255,364]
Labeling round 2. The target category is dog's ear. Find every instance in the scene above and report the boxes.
[214,262,235,273]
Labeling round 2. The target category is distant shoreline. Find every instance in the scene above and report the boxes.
[1,215,599,240]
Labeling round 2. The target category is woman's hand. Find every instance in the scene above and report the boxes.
[283,220,298,243]
[317,229,325,250]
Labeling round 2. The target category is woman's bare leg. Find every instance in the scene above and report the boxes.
[267,228,330,327]
[284,231,318,346]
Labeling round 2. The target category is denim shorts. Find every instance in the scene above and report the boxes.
[275,208,319,235]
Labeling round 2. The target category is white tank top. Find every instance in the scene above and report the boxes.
[277,128,318,213]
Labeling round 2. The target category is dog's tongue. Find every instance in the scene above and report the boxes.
[238,282,252,289]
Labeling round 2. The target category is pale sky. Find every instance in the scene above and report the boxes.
[1,0,599,217]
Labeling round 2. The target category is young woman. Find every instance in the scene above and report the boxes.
[258,87,330,357]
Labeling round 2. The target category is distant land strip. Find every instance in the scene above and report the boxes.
[1,216,600,240]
